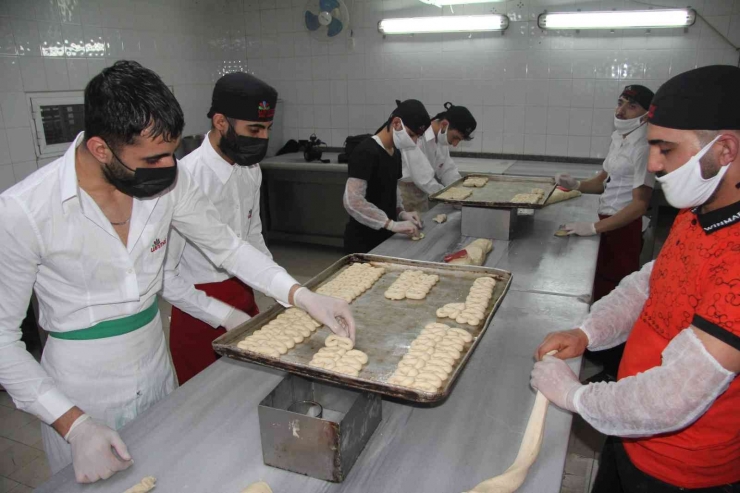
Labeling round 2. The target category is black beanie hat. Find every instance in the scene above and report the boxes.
[207,72,278,122]
[619,85,654,112]
[433,102,477,140]
[648,65,740,130]
[390,99,431,137]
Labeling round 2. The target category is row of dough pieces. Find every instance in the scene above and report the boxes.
[511,188,546,205]
[316,262,386,303]
[463,176,489,188]
[237,308,320,358]
[437,276,497,326]
[384,270,440,300]
[309,335,369,377]
[388,323,474,393]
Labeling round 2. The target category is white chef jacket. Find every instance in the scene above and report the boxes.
[418,126,463,188]
[599,124,655,216]
[0,133,297,425]
[162,133,270,328]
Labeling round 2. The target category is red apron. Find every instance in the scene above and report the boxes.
[593,214,643,302]
[169,277,259,385]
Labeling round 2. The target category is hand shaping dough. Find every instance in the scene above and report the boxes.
[546,188,581,205]
[123,477,156,493]
[241,481,273,493]
[464,351,557,493]
[437,187,473,201]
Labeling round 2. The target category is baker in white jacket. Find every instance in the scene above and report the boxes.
[162,73,276,385]
[0,61,355,484]
[398,102,477,212]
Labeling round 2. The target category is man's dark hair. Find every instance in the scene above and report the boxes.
[84,60,184,151]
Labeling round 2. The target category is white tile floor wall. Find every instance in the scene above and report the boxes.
[1,0,740,193]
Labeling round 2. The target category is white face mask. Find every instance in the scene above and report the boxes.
[392,119,417,151]
[614,115,644,134]
[437,125,449,148]
[655,135,726,210]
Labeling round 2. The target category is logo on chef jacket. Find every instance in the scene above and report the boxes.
[150,238,167,253]
[258,101,275,119]
[248,209,253,219]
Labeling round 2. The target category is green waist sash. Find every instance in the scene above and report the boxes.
[50,298,159,341]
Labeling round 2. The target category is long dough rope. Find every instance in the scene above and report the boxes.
[122,476,156,493]
[464,351,557,493]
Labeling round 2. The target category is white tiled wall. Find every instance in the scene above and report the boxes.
[0,0,738,193]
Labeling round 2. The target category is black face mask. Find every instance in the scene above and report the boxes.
[103,144,178,198]
[219,123,269,167]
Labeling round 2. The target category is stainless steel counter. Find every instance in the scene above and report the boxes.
[38,196,598,493]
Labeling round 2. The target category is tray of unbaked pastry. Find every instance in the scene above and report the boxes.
[429,173,556,209]
[213,254,512,404]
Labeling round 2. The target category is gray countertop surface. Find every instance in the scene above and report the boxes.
[37,198,598,493]
[261,153,599,179]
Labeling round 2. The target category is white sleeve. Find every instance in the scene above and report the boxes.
[632,144,655,189]
[435,147,462,187]
[246,168,271,258]
[581,260,654,351]
[402,147,444,195]
[574,328,735,437]
[160,227,233,328]
[342,178,389,230]
[0,196,75,425]
[171,168,297,305]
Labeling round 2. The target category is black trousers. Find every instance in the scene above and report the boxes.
[592,437,740,493]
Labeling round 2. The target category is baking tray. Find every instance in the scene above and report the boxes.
[429,174,556,209]
[213,254,512,404]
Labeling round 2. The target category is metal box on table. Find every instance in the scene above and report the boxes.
[258,375,382,482]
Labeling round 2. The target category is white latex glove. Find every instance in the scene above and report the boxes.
[530,355,582,412]
[564,222,597,237]
[66,414,133,483]
[387,220,420,237]
[294,287,356,342]
[574,329,735,437]
[398,211,423,229]
[555,173,580,191]
[222,307,251,331]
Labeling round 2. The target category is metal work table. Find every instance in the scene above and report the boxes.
[504,161,602,181]
[258,152,600,248]
[38,196,598,493]
[374,195,601,299]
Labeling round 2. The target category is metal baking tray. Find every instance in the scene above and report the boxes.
[213,254,512,404]
[429,174,556,209]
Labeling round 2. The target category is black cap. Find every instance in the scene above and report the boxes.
[434,102,477,140]
[619,85,654,112]
[648,65,740,131]
[391,99,430,137]
[207,72,277,122]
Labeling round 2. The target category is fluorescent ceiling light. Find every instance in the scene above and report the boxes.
[538,9,696,30]
[419,0,504,6]
[378,14,509,34]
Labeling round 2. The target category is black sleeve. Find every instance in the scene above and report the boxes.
[692,314,740,351]
[348,143,377,182]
